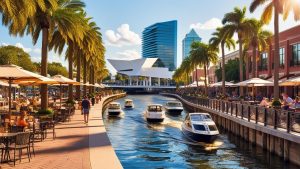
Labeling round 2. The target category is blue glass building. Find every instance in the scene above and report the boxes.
[142,20,177,71]
[182,29,201,60]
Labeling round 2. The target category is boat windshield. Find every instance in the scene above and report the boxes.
[125,101,132,104]
[148,106,162,112]
[109,104,120,109]
[190,114,211,121]
[167,102,182,107]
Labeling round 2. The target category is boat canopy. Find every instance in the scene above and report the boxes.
[190,113,212,121]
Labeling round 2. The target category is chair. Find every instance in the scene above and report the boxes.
[8,132,31,166]
[9,126,25,133]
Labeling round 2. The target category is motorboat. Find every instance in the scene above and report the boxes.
[107,102,123,116]
[182,113,219,142]
[124,99,134,109]
[145,104,165,123]
[164,101,183,115]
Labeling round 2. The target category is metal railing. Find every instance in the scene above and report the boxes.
[172,94,300,134]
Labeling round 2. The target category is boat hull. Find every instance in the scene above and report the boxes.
[166,108,183,115]
[146,118,164,123]
[124,105,134,109]
[108,110,121,116]
[182,127,218,143]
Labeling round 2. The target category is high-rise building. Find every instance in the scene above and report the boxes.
[142,20,177,71]
[182,29,201,60]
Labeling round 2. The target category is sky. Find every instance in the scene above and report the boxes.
[1,0,300,75]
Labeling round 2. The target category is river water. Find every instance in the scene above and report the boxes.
[103,95,297,169]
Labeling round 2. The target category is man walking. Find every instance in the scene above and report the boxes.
[81,96,91,123]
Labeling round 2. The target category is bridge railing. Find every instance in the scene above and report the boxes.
[172,93,300,134]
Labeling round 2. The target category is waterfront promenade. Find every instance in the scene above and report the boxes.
[1,95,123,169]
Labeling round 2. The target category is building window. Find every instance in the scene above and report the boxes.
[292,43,300,66]
[279,48,285,67]
[260,52,268,71]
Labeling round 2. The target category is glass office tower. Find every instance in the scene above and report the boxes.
[182,29,201,60]
[142,20,177,71]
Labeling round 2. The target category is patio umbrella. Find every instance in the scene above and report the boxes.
[279,76,300,86]
[210,81,235,87]
[235,78,273,87]
[52,75,80,107]
[0,65,44,118]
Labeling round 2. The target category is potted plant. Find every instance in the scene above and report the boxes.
[36,109,54,118]
[271,99,282,109]
[66,99,76,108]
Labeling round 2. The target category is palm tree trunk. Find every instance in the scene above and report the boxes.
[238,37,244,96]
[76,55,81,99]
[273,1,280,99]
[89,65,92,93]
[195,67,198,87]
[252,45,257,78]
[204,64,208,95]
[40,27,49,110]
[221,44,226,95]
[68,43,74,101]
[83,59,87,96]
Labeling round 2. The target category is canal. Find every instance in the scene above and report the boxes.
[103,94,297,169]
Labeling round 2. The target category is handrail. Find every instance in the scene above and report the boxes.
[161,93,300,134]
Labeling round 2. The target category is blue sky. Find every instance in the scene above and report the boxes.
[1,0,300,74]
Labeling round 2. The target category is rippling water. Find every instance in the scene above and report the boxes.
[103,95,297,169]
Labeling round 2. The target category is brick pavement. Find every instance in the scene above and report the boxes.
[1,95,123,169]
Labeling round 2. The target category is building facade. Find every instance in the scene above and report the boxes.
[142,20,177,71]
[182,29,202,60]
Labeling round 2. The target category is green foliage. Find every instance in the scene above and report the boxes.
[36,109,54,116]
[0,45,36,71]
[66,99,76,105]
[33,62,68,77]
[271,99,282,107]
[215,59,241,83]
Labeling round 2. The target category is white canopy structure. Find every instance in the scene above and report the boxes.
[210,81,235,87]
[235,78,273,87]
[108,58,173,79]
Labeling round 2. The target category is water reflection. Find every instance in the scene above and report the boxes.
[103,94,296,169]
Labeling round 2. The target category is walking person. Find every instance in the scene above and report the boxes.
[81,96,91,123]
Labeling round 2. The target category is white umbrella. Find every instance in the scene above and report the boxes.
[210,81,235,87]
[52,75,80,107]
[189,81,205,87]
[279,76,300,86]
[0,65,44,117]
[235,78,273,87]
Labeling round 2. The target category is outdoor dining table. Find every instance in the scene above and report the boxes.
[0,132,18,163]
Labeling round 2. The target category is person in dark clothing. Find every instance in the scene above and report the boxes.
[81,96,91,123]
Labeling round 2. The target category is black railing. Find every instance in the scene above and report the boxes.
[171,94,300,134]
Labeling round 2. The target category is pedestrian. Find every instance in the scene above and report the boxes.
[81,95,91,123]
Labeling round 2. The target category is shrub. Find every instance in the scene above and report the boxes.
[36,109,54,116]
[271,99,282,107]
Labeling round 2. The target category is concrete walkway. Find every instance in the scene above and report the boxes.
[1,95,123,169]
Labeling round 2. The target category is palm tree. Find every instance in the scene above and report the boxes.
[173,57,193,85]
[222,6,253,96]
[190,41,203,87]
[209,27,235,95]
[244,19,272,78]
[190,42,218,95]
[250,0,300,99]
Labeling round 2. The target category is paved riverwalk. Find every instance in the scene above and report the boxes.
[1,95,123,169]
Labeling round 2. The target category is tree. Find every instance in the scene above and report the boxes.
[215,59,241,83]
[0,45,36,72]
[244,19,272,78]
[173,57,193,85]
[250,0,300,99]
[222,6,253,96]
[209,27,235,95]
[47,62,68,77]
[190,42,218,95]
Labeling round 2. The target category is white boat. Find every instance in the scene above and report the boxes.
[164,101,183,115]
[124,99,134,109]
[107,102,122,116]
[145,104,165,123]
[182,113,219,142]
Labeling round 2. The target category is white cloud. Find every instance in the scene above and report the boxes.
[115,49,141,60]
[105,24,141,47]
[15,42,32,53]
[1,43,9,46]
[33,48,41,54]
[190,18,222,30]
